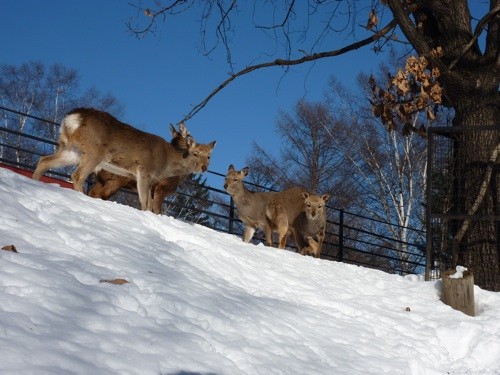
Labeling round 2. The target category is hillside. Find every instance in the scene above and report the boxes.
[0,168,499,375]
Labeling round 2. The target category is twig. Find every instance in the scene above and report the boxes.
[452,141,500,245]
[179,19,398,124]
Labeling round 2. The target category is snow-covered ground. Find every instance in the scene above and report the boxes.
[0,168,499,375]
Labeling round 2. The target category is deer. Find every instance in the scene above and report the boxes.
[33,108,216,212]
[223,164,307,249]
[88,122,193,214]
[291,192,330,258]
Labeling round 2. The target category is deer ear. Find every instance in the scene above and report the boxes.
[179,122,188,137]
[186,136,195,149]
[302,192,310,199]
[170,123,177,137]
[208,140,217,149]
[241,167,249,176]
[322,194,330,202]
[228,164,235,171]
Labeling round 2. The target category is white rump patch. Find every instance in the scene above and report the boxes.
[62,113,82,134]
[60,149,81,164]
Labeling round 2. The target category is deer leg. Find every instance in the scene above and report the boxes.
[88,179,105,198]
[278,231,288,249]
[136,173,152,211]
[261,221,274,246]
[33,149,79,181]
[290,229,304,254]
[71,153,101,192]
[152,177,180,214]
[315,227,326,258]
[243,226,256,243]
[276,213,289,249]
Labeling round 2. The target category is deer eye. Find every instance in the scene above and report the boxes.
[234,178,239,182]
[318,204,323,208]
[307,203,311,207]
[193,152,199,157]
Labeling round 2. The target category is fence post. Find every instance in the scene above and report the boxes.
[425,129,434,281]
[338,209,344,261]
[228,197,235,234]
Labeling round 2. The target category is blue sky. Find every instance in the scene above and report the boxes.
[1,1,443,183]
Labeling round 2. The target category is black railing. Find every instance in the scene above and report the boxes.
[0,106,427,276]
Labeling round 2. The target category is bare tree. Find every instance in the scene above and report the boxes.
[0,62,45,162]
[332,113,428,273]
[0,61,123,168]
[248,100,360,209]
[127,1,499,290]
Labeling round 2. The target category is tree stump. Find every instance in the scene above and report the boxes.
[441,270,475,317]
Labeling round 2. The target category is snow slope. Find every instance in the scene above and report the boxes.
[0,168,499,375]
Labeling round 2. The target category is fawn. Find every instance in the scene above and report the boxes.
[224,164,306,249]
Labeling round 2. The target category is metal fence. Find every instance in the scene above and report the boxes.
[0,106,426,276]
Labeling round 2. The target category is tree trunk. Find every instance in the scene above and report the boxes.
[451,94,499,291]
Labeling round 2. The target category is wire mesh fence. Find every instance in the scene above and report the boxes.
[426,125,500,280]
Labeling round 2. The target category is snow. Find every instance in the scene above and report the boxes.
[450,266,469,279]
[0,168,499,375]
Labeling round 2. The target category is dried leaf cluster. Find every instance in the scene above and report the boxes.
[369,49,443,136]
[367,9,379,30]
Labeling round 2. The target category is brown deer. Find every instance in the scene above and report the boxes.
[88,123,193,214]
[223,164,306,249]
[291,192,330,258]
[33,108,216,211]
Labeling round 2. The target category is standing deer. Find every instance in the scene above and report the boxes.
[88,122,193,214]
[33,108,216,211]
[291,192,330,258]
[223,164,306,249]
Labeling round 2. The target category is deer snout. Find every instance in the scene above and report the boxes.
[201,165,207,172]
[224,183,228,189]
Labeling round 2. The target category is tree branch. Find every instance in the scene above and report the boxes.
[254,0,296,30]
[452,141,500,246]
[179,19,398,123]
[386,0,446,71]
[448,3,500,70]
[127,0,194,36]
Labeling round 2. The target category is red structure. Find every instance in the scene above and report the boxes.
[0,163,74,189]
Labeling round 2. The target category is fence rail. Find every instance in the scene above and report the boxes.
[0,106,427,276]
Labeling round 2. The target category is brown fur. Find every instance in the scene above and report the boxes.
[302,236,320,258]
[292,192,330,258]
[33,108,216,211]
[88,123,192,214]
[223,164,306,249]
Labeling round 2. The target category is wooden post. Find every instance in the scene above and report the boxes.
[441,270,475,317]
